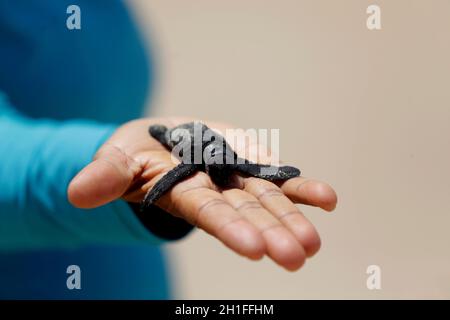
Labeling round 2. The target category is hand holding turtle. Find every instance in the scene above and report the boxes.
[68,117,337,271]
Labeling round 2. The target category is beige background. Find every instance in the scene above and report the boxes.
[129,0,450,299]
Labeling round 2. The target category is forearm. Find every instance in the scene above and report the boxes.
[0,96,166,249]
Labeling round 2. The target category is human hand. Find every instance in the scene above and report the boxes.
[68,117,337,271]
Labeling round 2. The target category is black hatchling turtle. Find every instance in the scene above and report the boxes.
[141,121,300,210]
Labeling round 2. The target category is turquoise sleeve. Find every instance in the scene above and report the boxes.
[0,93,165,249]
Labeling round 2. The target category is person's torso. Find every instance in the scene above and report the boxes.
[0,0,169,299]
[0,0,151,122]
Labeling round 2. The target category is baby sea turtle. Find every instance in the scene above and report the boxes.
[141,122,300,210]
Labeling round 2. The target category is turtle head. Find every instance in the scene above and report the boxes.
[205,163,235,187]
[203,140,237,187]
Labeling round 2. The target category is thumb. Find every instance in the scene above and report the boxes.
[68,144,142,209]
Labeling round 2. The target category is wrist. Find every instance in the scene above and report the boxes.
[128,202,194,241]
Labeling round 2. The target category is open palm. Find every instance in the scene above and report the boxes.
[68,117,337,271]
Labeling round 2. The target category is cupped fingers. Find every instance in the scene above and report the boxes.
[157,173,266,260]
[244,177,322,257]
[222,189,306,271]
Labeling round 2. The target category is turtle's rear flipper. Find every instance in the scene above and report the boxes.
[235,159,300,181]
[141,163,198,211]
[149,124,170,148]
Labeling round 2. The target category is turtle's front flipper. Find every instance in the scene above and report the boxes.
[235,159,300,181]
[141,163,198,211]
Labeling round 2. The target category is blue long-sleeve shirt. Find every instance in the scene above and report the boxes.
[0,0,179,299]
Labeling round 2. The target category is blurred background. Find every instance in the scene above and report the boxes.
[129,0,450,299]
